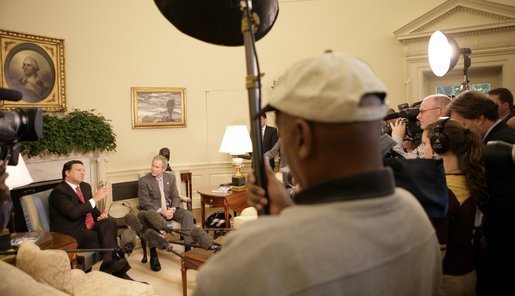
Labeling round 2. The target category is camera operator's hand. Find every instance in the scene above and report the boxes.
[390,119,406,143]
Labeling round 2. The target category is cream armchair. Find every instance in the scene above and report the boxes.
[19,188,100,271]
[0,241,155,296]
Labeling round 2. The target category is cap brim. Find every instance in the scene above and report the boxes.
[253,104,277,119]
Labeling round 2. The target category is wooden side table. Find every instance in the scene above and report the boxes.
[180,171,192,198]
[197,187,247,228]
[3,231,78,267]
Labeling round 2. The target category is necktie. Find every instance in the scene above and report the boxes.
[158,177,167,210]
[76,186,95,230]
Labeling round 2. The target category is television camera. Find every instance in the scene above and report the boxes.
[382,102,423,146]
[0,87,43,165]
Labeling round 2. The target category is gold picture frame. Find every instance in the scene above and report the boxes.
[131,87,187,128]
[0,30,66,112]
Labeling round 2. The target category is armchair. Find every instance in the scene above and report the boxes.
[19,189,100,271]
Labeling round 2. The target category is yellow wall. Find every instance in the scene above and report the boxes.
[1,0,511,175]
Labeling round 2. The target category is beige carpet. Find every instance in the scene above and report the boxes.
[91,207,225,295]
[92,242,197,296]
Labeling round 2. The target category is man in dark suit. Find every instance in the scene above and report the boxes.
[448,90,515,295]
[488,87,515,130]
[261,114,279,170]
[138,155,195,271]
[49,160,133,280]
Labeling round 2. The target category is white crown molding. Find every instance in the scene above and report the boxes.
[394,0,515,44]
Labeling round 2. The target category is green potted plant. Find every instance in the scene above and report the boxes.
[21,109,117,158]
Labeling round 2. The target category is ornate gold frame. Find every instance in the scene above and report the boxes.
[0,30,66,112]
[131,87,187,128]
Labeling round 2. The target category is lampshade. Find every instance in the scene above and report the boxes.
[428,31,460,77]
[6,155,33,190]
[219,125,253,155]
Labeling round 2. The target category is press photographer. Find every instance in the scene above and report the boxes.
[383,102,422,154]
[387,94,451,159]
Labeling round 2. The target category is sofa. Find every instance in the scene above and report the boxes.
[0,241,155,296]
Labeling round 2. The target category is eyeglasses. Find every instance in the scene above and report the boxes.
[418,107,441,114]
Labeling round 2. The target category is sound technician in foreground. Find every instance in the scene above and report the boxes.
[193,51,442,296]
[49,160,136,281]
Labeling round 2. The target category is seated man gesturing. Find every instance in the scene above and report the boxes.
[138,155,195,271]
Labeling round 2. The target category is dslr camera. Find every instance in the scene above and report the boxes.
[0,88,43,165]
[382,103,423,146]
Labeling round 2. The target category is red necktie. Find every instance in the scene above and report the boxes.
[76,186,95,230]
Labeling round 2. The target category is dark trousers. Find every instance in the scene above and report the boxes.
[79,216,118,262]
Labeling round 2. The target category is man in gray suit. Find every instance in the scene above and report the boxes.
[138,155,195,271]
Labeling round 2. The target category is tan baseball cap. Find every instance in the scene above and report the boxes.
[259,51,388,123]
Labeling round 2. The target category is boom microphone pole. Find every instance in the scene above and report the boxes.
[153,0,279,215]
[240,0,268,214]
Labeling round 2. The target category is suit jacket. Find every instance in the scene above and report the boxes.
[480,120,515,250]
[138,172,180,211]
[49,181,101,244]
[483,120,515,144]
[263,125,279,169]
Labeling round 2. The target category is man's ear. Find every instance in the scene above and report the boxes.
[293,119,313,159]
[476,115,487,127]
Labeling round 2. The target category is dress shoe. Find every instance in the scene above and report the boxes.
[150,256,161,272]
[99,258,129,274]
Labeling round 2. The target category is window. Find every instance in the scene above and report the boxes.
[436,83,490,97]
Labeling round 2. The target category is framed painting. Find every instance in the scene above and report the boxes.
[0,30,66,112]
[131,87,187,128]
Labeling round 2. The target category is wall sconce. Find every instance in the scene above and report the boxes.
[219,125,253,189]
[428,30,472,91]
[6,155,33,190]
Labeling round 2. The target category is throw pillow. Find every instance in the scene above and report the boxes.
[16,241,74,294]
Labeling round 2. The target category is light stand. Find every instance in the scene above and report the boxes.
[428,30,472,92]
[461,49,471,91]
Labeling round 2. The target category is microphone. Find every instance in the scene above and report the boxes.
[191,227,221,252]
[144,210,190,237]
[137,210,153,229]
[142,228,201,268]
[125,213,145,237]
[120,228,136,255]
[143,228,173,252]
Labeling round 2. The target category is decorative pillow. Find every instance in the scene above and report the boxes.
[16,241,73,294]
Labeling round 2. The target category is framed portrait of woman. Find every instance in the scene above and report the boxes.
[0,30,66,112]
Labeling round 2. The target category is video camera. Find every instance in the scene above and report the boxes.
[382,102,423,146]
[0,88,43,165]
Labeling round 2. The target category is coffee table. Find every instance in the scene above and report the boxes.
[180,248,214,296]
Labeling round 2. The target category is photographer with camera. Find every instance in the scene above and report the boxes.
[389,94,451,159]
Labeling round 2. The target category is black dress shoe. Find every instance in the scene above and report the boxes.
[100,258,129,274]
[150,256,161,272]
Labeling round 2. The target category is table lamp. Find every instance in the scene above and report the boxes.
[6,155,33,190]
[219,125,253,189]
